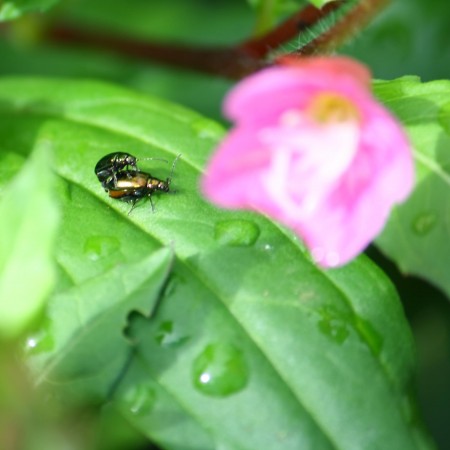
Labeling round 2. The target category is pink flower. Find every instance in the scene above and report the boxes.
[201,56,414,267]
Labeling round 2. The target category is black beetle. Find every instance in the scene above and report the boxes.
[94,152,139,187]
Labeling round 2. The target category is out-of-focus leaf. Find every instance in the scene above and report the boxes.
[308,0,335,7]
[62,0,251,45]
[0,144,58,338]
[0,0,58,21]
[344,0,450,81]
[375,77,450,299]
[0,77,433,449]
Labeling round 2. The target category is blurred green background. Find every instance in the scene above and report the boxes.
[0,0,449,448]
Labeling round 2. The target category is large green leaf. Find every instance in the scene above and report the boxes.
[374,77,450,298]
[0,77,433,449]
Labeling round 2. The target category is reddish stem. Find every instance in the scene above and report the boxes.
[48,25,250,78]
[44,0,386,79]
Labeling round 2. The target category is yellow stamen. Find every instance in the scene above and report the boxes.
[308,93,360,123]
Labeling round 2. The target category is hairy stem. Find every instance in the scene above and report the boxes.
[239,1,344,58]
[297,0,390,55]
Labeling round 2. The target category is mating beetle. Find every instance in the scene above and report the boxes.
[94,152,139,186]
[102,154,180,214]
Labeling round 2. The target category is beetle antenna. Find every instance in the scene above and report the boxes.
[137,157,168,164]
[167,154,181,185]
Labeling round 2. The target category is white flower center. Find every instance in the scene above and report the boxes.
[259,97,360,223]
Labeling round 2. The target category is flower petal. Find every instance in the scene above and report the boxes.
[202,57,414,267]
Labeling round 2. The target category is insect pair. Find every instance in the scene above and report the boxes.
[95,152,180,214]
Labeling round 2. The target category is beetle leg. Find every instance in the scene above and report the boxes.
[127,199,137,215]
[149,194,155,212]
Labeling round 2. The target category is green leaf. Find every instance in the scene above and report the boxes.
[27,247,173,403]
[0,77,433,448]
[374,77,450,299]
[344,0,450,82]
[0,144,59,338]
[0,0,58,21]
[113,257,434,450]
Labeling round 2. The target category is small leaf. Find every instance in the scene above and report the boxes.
[27,248,173,403]
[0,144,59,338]
[375,77,450,298]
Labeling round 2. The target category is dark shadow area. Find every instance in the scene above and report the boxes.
[367,245,450,450]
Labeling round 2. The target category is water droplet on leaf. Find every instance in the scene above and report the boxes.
[214,220,260,247]
[83,235,121,261]
[191,118,222,139]
[317,308,349,344]
[192,343,249,397]
[121,384,156,416]
[24,325,54,355]
[412,212,437,236]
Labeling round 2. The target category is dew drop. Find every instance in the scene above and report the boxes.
[24,325,54,355]
[121,384,156,416]
[317,308,349,345]
[318,319,349,344]
[83,235,121,261]
[412,212,437,236]
[214,220,260,247]
[155,320,189,347]
[26,337,38,349]
[192,343,249,397]
[191,118,223,139]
